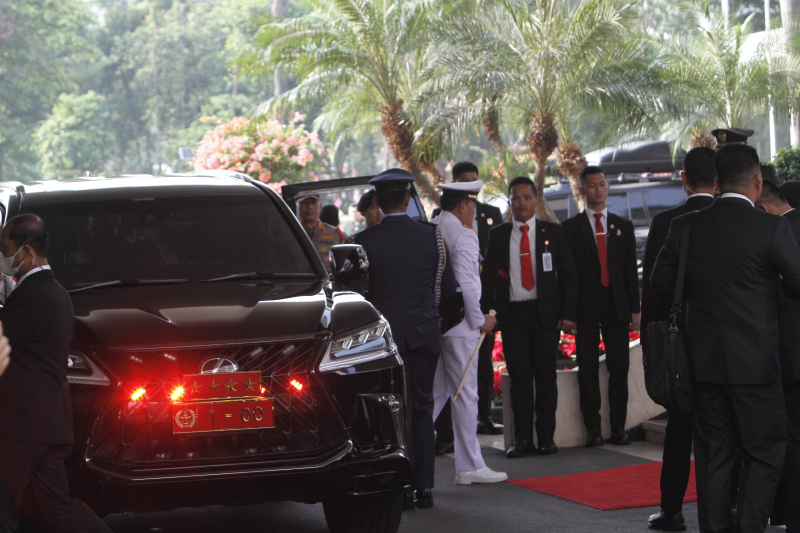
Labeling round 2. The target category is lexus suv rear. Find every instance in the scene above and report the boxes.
[0,172,410,532]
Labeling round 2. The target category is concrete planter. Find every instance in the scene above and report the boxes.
[501,340,665,449]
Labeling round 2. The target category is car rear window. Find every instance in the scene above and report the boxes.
[28,193,314,290]
[641,186,686,218]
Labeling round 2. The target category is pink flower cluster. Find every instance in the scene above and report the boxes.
[193,113,330,184]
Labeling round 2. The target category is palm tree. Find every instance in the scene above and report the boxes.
[237,0,445,200]
[605,5,783,153]
[416,0,648,220]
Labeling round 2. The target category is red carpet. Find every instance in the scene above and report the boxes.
[509,461,697,511]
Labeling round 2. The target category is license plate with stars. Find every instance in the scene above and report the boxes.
[171,371,274,434]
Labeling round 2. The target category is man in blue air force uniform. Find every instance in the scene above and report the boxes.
[430,180,507,485]
[353,168,456,509]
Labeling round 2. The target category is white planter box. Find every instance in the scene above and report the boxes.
[501,340,665,449]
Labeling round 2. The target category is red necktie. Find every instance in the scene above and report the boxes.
[520,224,535,290]
[594,213,610,287]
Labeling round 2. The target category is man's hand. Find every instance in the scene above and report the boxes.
[630,313,641,332]
[558,319,577,335]
[480,314,497,334]
[0,324,10,377]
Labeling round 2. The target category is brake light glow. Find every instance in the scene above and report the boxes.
[170,386,185,401]
[290,379,303,392]
[130,387,146,401]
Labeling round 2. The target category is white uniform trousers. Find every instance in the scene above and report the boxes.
[432,335,486,473]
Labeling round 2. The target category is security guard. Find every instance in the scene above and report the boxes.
[711,127,754,150]
[430,180,507,485]
[297,193,342,269]
[354,168,456,510]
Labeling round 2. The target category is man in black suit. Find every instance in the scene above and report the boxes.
[354,169,456,509]
[756,179,800,533]
[433,162,504,443]
[642,147,716,531]
[481,176,578,458]
[563,166,640,447]
[652,143,800,533]
[0,214,111,532]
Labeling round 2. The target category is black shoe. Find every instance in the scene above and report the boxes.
[415,488,433,509]
[537,443,558,455]
[586,435,605,447]
[435,440,454,455]
[648,510,686,531]
[476,418,504,435]
[506,440,534,458]
[402,490,416,511]
[607,431,631,445]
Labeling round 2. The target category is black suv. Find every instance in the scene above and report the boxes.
[544,178,686,265]
[0,172,410,532]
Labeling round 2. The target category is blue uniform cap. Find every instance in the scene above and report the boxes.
[369,168,415,188]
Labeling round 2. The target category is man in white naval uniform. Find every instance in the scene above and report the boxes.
[431,180,508,485]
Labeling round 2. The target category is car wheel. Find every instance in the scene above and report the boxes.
[322,495,402,533]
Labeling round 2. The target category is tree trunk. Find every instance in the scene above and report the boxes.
[533,156,558,221]
[482,107,505,153]
[556,141,587,212]
[380,101,440,202]
[691,133,716,149]
[271,0,288,97]
[781,0,800,145]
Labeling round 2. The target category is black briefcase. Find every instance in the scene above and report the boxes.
[642,219,695,414]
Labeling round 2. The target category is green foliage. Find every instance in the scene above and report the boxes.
[773,146,800,182]
[34,92,114,179]
[0,0,96,181]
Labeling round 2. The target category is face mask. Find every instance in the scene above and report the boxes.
[0,247,23,277]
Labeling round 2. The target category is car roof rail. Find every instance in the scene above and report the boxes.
[187,169,251,182]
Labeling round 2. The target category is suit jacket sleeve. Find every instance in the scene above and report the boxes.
[555,225,579,322]
[771,217,800,300]
[481,228,499,314]
[651,217,681,294]
[641,214,667,330]
[624,219,641,313]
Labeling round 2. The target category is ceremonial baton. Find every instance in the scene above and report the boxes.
[454,309,496,401]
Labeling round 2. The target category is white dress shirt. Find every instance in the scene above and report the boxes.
[16,264,51,287]
[720,192,754,207]
[584,206,608,248]
[509,216,538,302]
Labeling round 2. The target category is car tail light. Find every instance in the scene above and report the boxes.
[130,387,146,401]
[290,379,304,392]
[170,386,185,401]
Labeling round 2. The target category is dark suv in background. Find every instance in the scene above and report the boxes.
[545,140,688,266]
[0,172,410,533]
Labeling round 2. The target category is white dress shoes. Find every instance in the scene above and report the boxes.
[455,466,508,485]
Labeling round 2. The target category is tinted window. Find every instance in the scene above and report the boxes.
[30,194,314,290]
[628,191,647,226]
[642,186,685,218]
[547,195,570,222]
[606,193,630,219]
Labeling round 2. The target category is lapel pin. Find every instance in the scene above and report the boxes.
[610,224,615,229]
[616,228,621,236]
[487,218,493,224]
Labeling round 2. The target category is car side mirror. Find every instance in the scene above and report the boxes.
[329,244,369,284]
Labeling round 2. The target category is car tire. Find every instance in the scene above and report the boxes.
[322,494,403,533]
